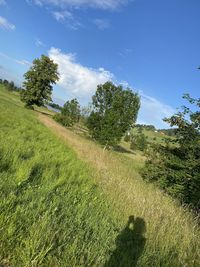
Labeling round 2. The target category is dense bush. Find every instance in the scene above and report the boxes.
[124,133,131,142]
[130,133,148,151]
[142,94,200,211]
[54,99,81,127]
[53,113,73,127]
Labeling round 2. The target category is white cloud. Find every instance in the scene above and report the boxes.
[93,18,110,30]
[137,92,176,129]
[35,38,45,47]
[0,52,31,67]
[0,0,6,6]
[30,0,130,10]
[52,10,81,30]
[48,47,113,97]
[52,10,72,21]
[0,16,15,30]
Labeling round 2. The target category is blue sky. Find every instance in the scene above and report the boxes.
[0,0,200,128]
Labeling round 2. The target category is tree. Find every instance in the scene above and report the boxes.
[142,94,200,210]
[20,55,59,108]
[87,82,140,147]
[54,99,80,127]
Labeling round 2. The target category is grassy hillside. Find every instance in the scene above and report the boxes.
[0,86,121,266]
[0,85,199,267]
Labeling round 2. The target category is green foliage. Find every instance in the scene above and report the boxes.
[20,55,59,108]
[48,101,62,111]
[130,133,148,151]
[53,113,73,127]
[0,78,20,92]
[135,124,156,131]
[142,94,200,210]
[1,85,200,267]
[62,98,80,123]
[124,133,131,142]
[87,82,140,147]
[54,99,81,127]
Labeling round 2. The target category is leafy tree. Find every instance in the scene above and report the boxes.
[54,99,80,127]
[62,99,80,122]
[20,55,59,108]
[87,82,140,147]
[142,94,200,210]
[130,133,148,151]
[3,79,8,86]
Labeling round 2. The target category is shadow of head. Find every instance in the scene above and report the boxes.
[127,216,146,234]
[104,216,146,267]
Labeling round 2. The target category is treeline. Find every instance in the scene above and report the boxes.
[135,124,156,131]
[48,102,62,111]
[0,78,21,92]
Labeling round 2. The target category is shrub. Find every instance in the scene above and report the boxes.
[130,134,148,151]
[53,114,73,127]
[124,134,131,142]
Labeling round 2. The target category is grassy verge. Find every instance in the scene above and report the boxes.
[0,87,121,266]
[0,86,199,266]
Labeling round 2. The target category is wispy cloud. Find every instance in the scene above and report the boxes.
[137,92,176,129]
[52,10,72,21]
[118,48,132,57]
[35,38,45,47]
[29,0,130,10]
[48,47,113,98]
[93,18,110,30]
[52,10,81,30]
[15,59,31,66]
[0,16,15,30]
[0,52,31,66]
[0,0,6,6]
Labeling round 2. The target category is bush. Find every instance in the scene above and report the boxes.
[53,114,73,127]
[130,134,148,151]
[124,134,131,142]
[53,99,81,127]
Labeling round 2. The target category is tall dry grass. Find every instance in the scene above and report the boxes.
[39,113,200,267]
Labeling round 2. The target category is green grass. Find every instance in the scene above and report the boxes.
[131,128,172,145]
[0,86,121,266]
[0,85,199,267]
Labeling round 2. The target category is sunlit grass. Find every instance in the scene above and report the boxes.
[0,86,199,267]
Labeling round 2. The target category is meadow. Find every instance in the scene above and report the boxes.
[0,85,199,267]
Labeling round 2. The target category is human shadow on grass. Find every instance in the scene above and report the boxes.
[105,216,146,267]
